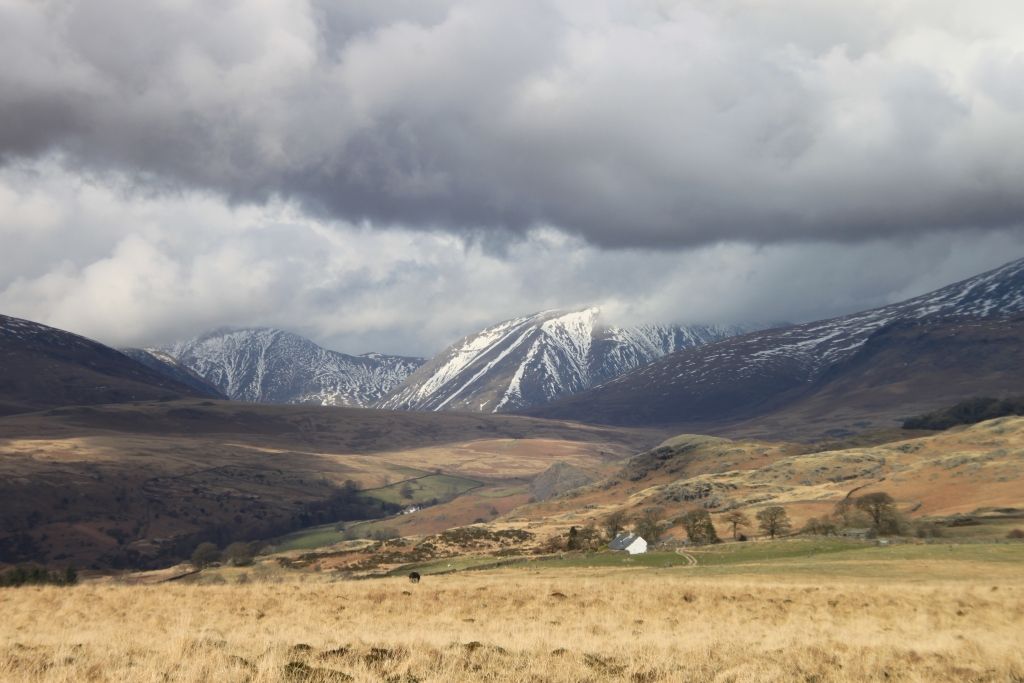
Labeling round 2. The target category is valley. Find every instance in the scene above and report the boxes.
[0,400,655,569]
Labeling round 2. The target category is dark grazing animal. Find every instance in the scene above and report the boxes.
[408,571,421,584]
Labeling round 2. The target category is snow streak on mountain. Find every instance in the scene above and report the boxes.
[623,256,1024,390]
[379,308,747,413]
[533,257,1024,426]
[161,328,423,407]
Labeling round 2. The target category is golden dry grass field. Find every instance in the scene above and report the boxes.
[2,560,1023,683]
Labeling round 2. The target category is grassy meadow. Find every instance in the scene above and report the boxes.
[3,543,1023,682]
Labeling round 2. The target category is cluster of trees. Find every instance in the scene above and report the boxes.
[191,540,261,568]
[679,509,720,545]
[565,524,603,551]
[561,490,932,551]
[0,564,77,587]
[804,492,906,537]
[566,504,797,550]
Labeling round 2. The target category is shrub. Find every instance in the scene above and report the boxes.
[0,564,77,587]
[802,517,838,536]
[915,522,945,539]
[1008,528,1024,540]
[191,542,221,568]
[223,541,255,567]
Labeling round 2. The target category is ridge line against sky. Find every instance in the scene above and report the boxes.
[1,1,1023,356]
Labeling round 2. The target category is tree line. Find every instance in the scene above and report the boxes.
[563,490,925,550]
[0,564,77,587]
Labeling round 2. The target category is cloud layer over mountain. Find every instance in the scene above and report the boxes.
[2,1,1023,354]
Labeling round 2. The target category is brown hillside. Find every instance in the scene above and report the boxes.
[0,400,659,570]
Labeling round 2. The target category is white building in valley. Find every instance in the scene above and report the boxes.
[609,532,648,555]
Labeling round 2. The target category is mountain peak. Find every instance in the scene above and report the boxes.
[379,308,750,413]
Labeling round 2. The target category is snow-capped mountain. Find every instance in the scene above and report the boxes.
[534,257,1024,427]
[160,328,424,407]
[378,308,748,413]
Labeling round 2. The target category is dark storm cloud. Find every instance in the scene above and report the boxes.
[3,0,1024,248]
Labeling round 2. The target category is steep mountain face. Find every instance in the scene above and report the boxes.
[531,258,1024,433]
[0,314,216,415]
[378,308,747,413]
[121,348,225,399]
[161,328,423,407]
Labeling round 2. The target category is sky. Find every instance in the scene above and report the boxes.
[2,0,1024,356]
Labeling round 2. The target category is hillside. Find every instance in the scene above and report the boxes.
[161,328,423,407]
[0,314,218,415]
[532,258,1024,437]
[120,348,225,399]
[0,400,657,569]
[515,415,1024,541]
[380,308,746,413]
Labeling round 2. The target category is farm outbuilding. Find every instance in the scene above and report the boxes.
[609,532,648,555]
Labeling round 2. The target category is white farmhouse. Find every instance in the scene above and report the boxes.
[608,532,648,555]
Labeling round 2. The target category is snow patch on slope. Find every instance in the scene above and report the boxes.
[380,307,749,413]
[162,328,423,407]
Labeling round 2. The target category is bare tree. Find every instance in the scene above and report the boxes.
[723,510,750,540]
[832,498,856,527]
[855,492,900,534]
[633,507,665,544]
[603,510,628,540]
[756,506,792,539]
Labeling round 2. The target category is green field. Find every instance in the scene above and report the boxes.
[360,473,482,505]
[475,484,530,498]
[393,538,1024,581]
[267,474,484,552]
[267,522,347,552]
[687,537,866,565]
[934,516,1024,540]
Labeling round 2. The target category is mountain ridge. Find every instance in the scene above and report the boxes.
[0,314,218,414]
[529,257,1024,434]
[379,307,751,413]
[161,327,424,407]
